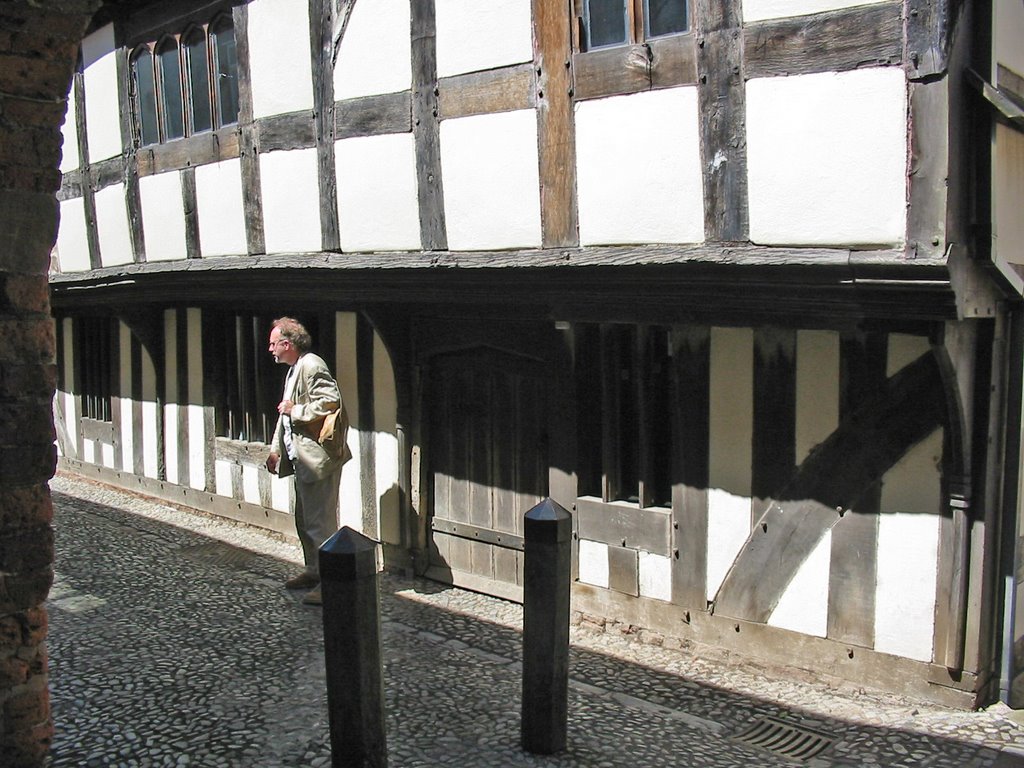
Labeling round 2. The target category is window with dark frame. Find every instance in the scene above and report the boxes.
[576,323,674,508]
[211,313,321,445]
[129,13,239,147]
[579,0,689,51]
[77,316,115,423]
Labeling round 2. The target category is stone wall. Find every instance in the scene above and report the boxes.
[0,2,97,765]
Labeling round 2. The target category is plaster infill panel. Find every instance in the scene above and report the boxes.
[578,539,611,589]
[440,109,542,251]
[435,0,533,78]
[56,197,91,272]
[195,158,248,256]
[259,147,322,253]
[334,0,412,100]
[140,171,188,262]
[336,133,421,252]
[639,551,672,602]
[248,0,314,118]
[94,183,133,267]
[768,530,831,637]
[81,24,122,162]
[795,330,840,463]
[995,123,1024,266]
[576,87,705,246]
[60,84,80,173]
[995,0,1024,78]
[747,67,907,247]
[743,0,887,22]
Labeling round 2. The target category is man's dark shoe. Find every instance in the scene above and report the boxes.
[285,572,319,590]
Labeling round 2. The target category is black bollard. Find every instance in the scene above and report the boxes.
[520,498,572,754]
[319,526,387,768]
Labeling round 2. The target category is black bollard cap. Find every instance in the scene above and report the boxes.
[319,526,379,581]
[524,498,572,544]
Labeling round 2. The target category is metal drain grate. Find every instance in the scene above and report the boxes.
[731,717,834,762]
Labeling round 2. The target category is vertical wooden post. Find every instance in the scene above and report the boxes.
[521,498,572,755]
[320,527,387,768]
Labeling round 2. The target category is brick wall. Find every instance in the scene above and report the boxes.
[0,2,98,766]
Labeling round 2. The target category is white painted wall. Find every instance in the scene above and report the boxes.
[81,24,122,162]
[707,327,754,601]
[440,109,542,250]
[61,318,78,453]
[195,158,248,256]
[375,332,401,544]
[248,0,314,118]
[163,310,179,486]
[334,0,412,99]
[576,87,705,246]
[56,197,90,272]
[119,324,134,470]
[140,172,187,262]
[639,551,672,602]
[336,133,421,252]
[768,530,831,637]
[142,348,159,479]
[215,459,233,497]
[242,465,261,505]
[743,0,886,22]
[271,474,291,513]
[995,124,1024,266]
[795,330,840,462]
[260,148,322,253]
[60,84,79,173]
[435,0,533,77]
[994,0,1024,79]
[337,312,362,530]
[887,333,931,376]
[94,183,133,266]
[578,539,610,588]
[187,308,206,491]
[747,67,907,247]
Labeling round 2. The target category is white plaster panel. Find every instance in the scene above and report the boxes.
[248,0,314,118]
[638,551,672,602]
[336,133,421,252]
[271,474,292,512]
[95,183,133,267]
[709,327,753,496]
[215,460,233,497]
[874,509,939,661]
[337,313,362,530]
[164,405,179,485]
[334,0,411,99]
[747,68,907,247]
[56,197,91,272]
[141,349,158,478]
[440,109,541,250]
[140,172,187,262]
[119,399,133,471]
[81,24,122,162]
[60,84,79,172]
[576,88,705,246]
[242,465,261,505]
[119,324,133,470]
[743,0,885,22]
[435,0,533,77]
[187,308,205,490]
[84,439,96,464]
[796,330,840,462]
[61,319,78,451]
[706,488,752,602]
[995,1,1024,79]
[195,158,248,257]
[995,124,1024,266]
[887,333,931,377]
[260,148,322,253]
[375,332,401,544]
[578,539,610,589]
[101,442,115,469]
[768,530,831,637]
[881,428,942,515]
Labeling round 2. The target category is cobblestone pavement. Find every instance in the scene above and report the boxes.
[45,473,1024,767]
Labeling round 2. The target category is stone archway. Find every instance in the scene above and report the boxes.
[2,3,116,765]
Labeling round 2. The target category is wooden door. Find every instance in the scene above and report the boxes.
[425,346,548,602]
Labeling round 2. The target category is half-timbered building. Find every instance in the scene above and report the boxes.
[49,0,1024,708]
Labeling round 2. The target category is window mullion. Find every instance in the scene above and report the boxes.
[629,0,642,43]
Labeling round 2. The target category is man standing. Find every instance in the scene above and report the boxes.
[266,317,346,605]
